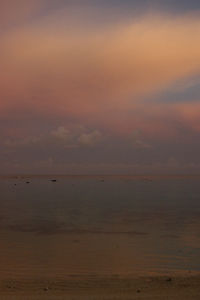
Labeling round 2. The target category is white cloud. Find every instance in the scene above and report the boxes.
[78,130,102,146]
[51,126,71,141]
[51,125,103,147]
[3,124,104,149]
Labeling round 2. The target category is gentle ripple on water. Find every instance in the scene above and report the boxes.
[0,175,200,279]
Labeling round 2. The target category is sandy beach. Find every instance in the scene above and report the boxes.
[0,275,200,299]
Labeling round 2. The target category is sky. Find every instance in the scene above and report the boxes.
[1,0,200,174]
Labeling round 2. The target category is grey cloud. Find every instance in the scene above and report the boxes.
[4,136,42,147]
[51,126,72,142]
[78,130,102,146]
[3,124,104,150]
[51,125,103,148]
[131,130,152,149]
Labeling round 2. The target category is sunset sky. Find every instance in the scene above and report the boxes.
[1,0,200,174]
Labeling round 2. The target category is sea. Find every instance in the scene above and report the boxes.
[0,175,199,280]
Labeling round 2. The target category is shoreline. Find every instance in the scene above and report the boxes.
[0,275,200,299]
[1,174,200,179]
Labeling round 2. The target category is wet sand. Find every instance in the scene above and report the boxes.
[0,275,200,299]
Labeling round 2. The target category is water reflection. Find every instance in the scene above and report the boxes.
[0,176,200,279]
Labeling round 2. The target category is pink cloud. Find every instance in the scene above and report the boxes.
[1,11,200,139]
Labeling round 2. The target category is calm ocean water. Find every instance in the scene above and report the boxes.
[0,175,200,279]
